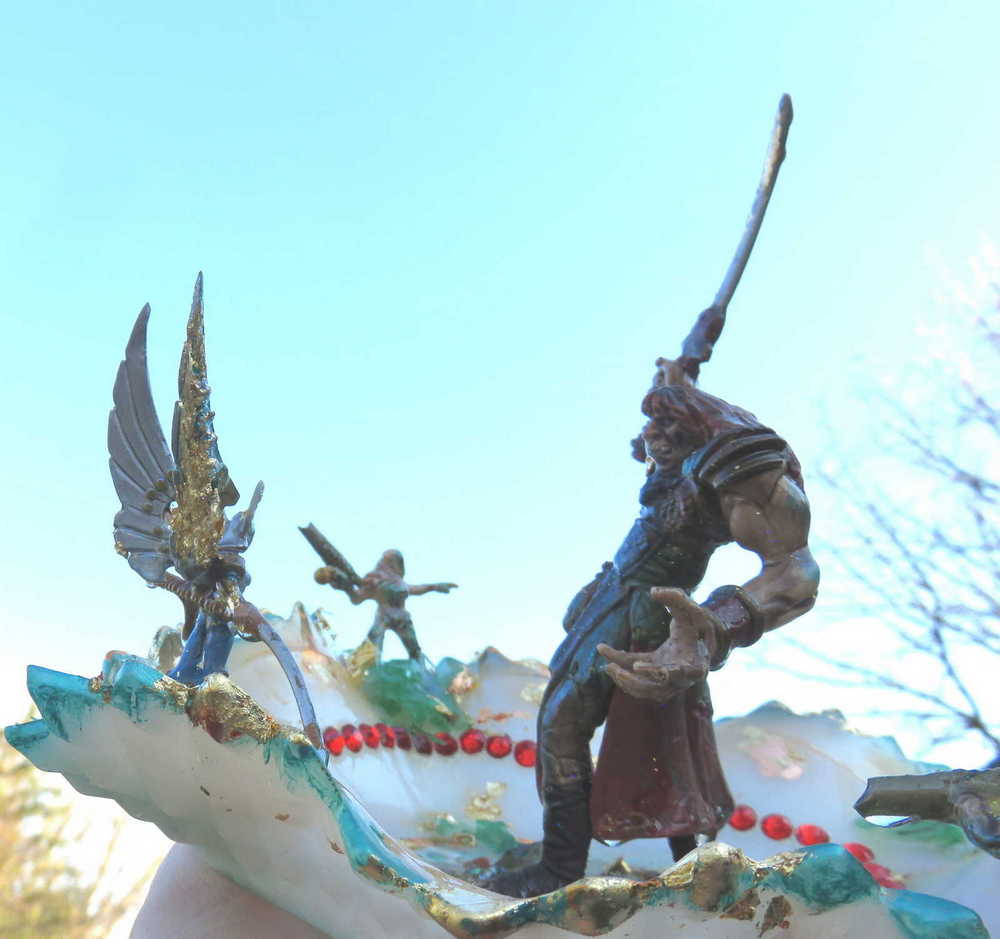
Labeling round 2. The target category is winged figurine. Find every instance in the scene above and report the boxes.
[109,274,323,749]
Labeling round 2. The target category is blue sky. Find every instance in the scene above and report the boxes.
[2,2,998,764]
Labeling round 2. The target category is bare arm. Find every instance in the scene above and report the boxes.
[714,466,819,635]
[407,582,458,597]
[314,566,373,605]
[599,467,819,701]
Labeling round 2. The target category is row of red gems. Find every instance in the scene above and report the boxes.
[727,804,904,889]
[322,723,538,767]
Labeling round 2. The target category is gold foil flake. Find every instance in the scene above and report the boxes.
[154,674,193,710]
[721,888,760,921]
[465,782,506,821]
[417,842,810,939]
[184,673,283,744]
[688,843,749,911]
[171,299,225,570]
[421,812,458,833]
[447,667,477,698]
[344,639,379,684]
[760,895,793,934]
[519,682,547,706]
[432,698,456,719]
[761,850,806,879]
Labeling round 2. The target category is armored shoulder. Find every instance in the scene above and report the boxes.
[684,426,788,492]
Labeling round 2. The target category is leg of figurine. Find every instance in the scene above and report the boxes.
[487,666,613,897]
[201,616,235,677]
[169,613,208,685]
[669,835,697,860]
[366,615,386,656]
[395,614,422,660]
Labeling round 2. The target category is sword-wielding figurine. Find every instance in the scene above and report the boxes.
[487,95,821,897]
[109,274,323,749]
[300,524,457,661]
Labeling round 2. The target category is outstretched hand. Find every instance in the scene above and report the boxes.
[435,582,458,593]
[597,588,720,702]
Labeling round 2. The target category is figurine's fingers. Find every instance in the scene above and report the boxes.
[650,587,699,616]
[605,662,676,702]
[597,643,649,671]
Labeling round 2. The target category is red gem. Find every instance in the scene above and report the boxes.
[393,727,412,750]
[341,723,364,753]
[460,729,486,754]
[844,842,875,863]
[514,740,537,767]
[795,824,830,845]
[434,732,458,756]
[359,723,380,748]
[376,723,395,748]
[322,727,344,756]
[863,862,905,889]
[411,731,432,755]
[728,804,757,831]
[486,734,512,758]
[761,813,793,840]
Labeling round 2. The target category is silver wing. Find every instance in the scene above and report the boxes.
[109,306,178,583]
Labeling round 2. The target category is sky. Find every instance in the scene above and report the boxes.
[2,1,999,776]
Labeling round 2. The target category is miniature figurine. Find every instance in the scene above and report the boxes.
[109,274,323,748]
[301,523,457,660]
[487,95,821,897]
[856,768,1000,859]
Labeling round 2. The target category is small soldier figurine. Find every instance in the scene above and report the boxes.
[302,526,456,661]
[488,96,821,897]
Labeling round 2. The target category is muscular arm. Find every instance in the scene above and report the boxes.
[599,466,819,701]
[715,466,819,634]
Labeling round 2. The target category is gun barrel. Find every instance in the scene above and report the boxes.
[299,523,362,585]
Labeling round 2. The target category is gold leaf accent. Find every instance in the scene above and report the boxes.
[171,296,225,572]
[447,667,477,698]
[343,639,379,684]
[520,682,547,706]
[760,895,793,934]
[465,781,506,821]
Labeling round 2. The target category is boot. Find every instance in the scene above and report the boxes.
[485,785,592,898]
[669,834,697,861]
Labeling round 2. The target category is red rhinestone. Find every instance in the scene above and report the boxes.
[728,804,757,831]
[761,813,793,840]
[514,740,537,767]
[341,723,364,753]
[393,727,412,750]
[795,824,830,846]
[376,723,395,748]
[434,732,458,756]
[359,723,380,748]
[863,862,904,889]
[844,842,875,863]
[486,734,512,758]
[322,727,344,756]
[460,728,486,754]
[411,731,432,755]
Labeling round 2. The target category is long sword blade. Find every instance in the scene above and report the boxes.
[679,95,794,379]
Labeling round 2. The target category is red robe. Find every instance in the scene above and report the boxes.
[589,682,733,842]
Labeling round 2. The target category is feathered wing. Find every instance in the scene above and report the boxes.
[109,305,177,583]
